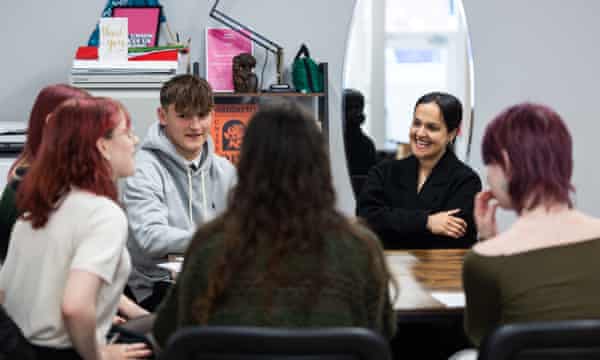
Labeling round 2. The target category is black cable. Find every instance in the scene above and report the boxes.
[260,47,268,91]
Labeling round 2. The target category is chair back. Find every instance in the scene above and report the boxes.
[478,320,600,360]
[159,326,392,360]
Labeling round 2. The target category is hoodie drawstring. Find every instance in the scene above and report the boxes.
[188,165,209,226]
[187,165,193,225]
[201,171,207,216]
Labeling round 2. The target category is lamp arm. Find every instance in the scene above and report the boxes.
[209,0,288,88]
[211,9,282,51]
[210,11,280,56]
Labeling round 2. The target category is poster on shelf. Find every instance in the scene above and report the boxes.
[211,103,257,165]
[205,28,253,92]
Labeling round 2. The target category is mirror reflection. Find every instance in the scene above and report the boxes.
[345,0,479,251]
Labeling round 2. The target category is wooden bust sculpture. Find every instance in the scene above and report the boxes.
[233,53,258,93]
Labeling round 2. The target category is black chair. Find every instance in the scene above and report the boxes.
[159,326,392,360]
[478,320,600,360]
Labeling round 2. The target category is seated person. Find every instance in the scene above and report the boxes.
[452,103,600,360]
[152,101,397,347]
[358,92,481,249]
[122,74,236,311]
[343,89,377,179]
[0,84,89,262]
[0,97,150,359]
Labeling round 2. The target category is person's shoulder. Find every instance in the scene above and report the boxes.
[64,189,125,221]
[334,220,385,259]
[210,154,236,178]
[447,153,480,179]
[211,154,235,169]
[128,148,170,180]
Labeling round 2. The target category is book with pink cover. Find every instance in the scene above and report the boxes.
[205,28,253,92]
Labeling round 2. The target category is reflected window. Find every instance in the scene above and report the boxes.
[345,0,473,160]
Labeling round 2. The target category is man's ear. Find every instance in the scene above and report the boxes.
[158,107,167,126]
[96,137,111,161]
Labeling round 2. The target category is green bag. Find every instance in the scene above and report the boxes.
[292,44,323,93]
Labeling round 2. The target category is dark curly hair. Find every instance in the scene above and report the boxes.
[186,100,396,323]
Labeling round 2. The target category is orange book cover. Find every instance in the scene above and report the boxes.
[211,103,257,165]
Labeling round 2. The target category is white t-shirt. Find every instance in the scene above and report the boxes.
[0,188,130,348]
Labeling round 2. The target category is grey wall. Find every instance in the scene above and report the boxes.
[0,0,105,123]
[463,0,600,227]
[0,0,357,213]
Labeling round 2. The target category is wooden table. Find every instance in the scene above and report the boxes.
[386,249,466,310]
[385,249,470,359]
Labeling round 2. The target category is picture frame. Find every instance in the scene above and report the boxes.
[112,6,161,48]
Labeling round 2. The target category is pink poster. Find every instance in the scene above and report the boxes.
[112,7,161,48]
[206,28,253,92]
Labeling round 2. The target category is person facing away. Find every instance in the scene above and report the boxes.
[0,97,151,360]
[0,84,89,262]
[122,74,236,311]
[343,88,377,178]
[152,101,397,347]
[358,92,481,249]
[449,103,600,360]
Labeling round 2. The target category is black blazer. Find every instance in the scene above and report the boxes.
[357,150,482,249]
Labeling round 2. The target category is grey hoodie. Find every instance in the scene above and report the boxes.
[122,122,236,301]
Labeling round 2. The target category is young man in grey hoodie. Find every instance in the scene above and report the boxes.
[122,75,236,311]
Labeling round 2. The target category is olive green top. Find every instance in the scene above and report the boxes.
[463,237,600,346]
[153,227,396,347]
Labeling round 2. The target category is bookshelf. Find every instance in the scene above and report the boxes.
[73,63,329,139]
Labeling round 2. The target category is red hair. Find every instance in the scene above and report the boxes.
[16,97,131,228]
[482,103,573,213]
[8,84,89,181]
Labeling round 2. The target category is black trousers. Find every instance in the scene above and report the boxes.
[31,345,82,360]
[136,281,172,312]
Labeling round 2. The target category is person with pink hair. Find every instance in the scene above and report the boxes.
[452,103,600,360]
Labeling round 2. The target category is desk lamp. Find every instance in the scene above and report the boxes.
[209,0,291,92]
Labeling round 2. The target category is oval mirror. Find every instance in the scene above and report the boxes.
[343,0,475,197]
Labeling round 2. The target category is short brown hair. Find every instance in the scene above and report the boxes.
[160,75,214,117]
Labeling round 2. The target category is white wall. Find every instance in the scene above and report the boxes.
[463,0,600,227]
[0,0,357,213]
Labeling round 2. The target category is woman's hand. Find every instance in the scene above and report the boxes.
[102,343,152,360]
[474,190,499,240]
[112,315,127,325]
[427,209,467,239]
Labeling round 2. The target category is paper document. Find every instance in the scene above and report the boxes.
[157,262,181,273]
[430,291,465,308]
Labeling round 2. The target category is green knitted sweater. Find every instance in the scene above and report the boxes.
[153,227,396,346]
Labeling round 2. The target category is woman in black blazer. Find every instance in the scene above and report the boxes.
[357,92,481,249]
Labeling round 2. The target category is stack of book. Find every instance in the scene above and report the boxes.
[70,46,183,88]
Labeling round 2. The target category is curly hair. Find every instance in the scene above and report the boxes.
[186,100,396,323]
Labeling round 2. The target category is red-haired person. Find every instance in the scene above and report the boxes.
[0,98,151,360]
[452,103,600,360]
[0,84,89,262]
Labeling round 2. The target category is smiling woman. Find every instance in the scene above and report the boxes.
[357,92,481,249]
